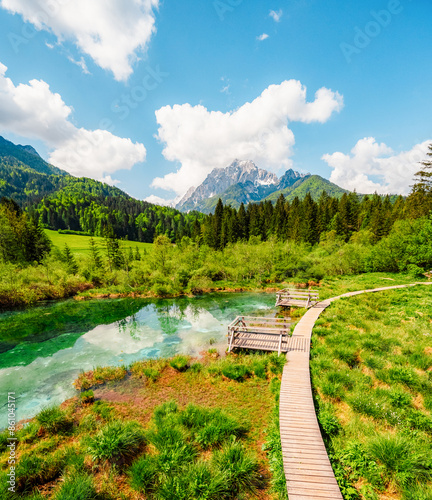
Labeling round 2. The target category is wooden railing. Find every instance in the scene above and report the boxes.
[227,316,290,355]
[275,288,320,308]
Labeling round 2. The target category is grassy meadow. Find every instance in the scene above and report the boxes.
[44,230,153,257]
[0,351,287,500]
[311,285,432,500]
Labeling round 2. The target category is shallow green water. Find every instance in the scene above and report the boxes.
[0,293,277,428]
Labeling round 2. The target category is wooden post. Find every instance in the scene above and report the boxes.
[278,331,283,356]
[228,327,235,352]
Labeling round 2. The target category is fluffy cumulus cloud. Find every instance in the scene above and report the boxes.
[152,80,343,196]
[0,62,146,181]
[323,137,431,195]
[0,0,159,81]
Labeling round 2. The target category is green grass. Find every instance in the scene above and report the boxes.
[0,351,283,499]
[311,285,432,499]
[44,229,152,258]
[86,420,145,463]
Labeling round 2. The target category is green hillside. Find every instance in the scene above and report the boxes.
[265,175,348,203]
[0,135,204,243]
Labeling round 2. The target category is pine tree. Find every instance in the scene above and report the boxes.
[63,244,78,274]
[89,237,102,268]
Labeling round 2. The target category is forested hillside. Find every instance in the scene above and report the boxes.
[0,136,204,242]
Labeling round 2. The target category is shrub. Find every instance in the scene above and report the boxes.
[169,355,190,372]
[54,472,98,500]
[36,407,73,435]
[222,363,251,381]
[87,421,145,463]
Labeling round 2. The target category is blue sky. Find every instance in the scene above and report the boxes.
[0,0,431,203]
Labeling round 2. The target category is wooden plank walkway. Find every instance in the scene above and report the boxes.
[279,282,432,499]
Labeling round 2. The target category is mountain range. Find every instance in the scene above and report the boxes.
[0,135,349,217]
[175,159,348,213]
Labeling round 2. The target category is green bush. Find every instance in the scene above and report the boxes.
[87,421,145,463]
[169,355,190,372]
[318,404,342,436]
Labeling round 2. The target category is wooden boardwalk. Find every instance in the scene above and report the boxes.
[279,282,432,499]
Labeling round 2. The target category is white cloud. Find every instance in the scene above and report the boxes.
[0,0,159,81]
[152,80,343,196]
[323,137,431,195]
[0,62,146,180]
[269,9,283,22]
[67,55,90,74]
[220,84,230,94]
[257,33,269,41]
[144,195,175,206]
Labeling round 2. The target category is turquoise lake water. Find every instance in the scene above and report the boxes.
[0,293,278,428]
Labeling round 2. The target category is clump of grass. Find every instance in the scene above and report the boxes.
[262,407,288,499]
[87,420,145,463]
[91,401,113,421]
[222,363,251,381]
[367,433,432,488]
[128,455,160,495]
[130,358,167,382]
[74,365,127,390]
[36,406,73,435]
[80,390,94,405]
[212,441,263,496]
[16,421,40,444]
[169,354,190,372]
[54,472,98,500]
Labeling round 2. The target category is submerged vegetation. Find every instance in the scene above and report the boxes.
[0,351,287,499]
[311,286,432,499]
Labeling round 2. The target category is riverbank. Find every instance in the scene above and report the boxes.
[0,350,287,499]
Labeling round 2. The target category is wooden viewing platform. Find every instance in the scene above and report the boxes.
[276,288,319,308]
[227,316,290,355]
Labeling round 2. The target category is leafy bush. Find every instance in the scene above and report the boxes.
[318,404,342,436]
[87,421,145,463]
